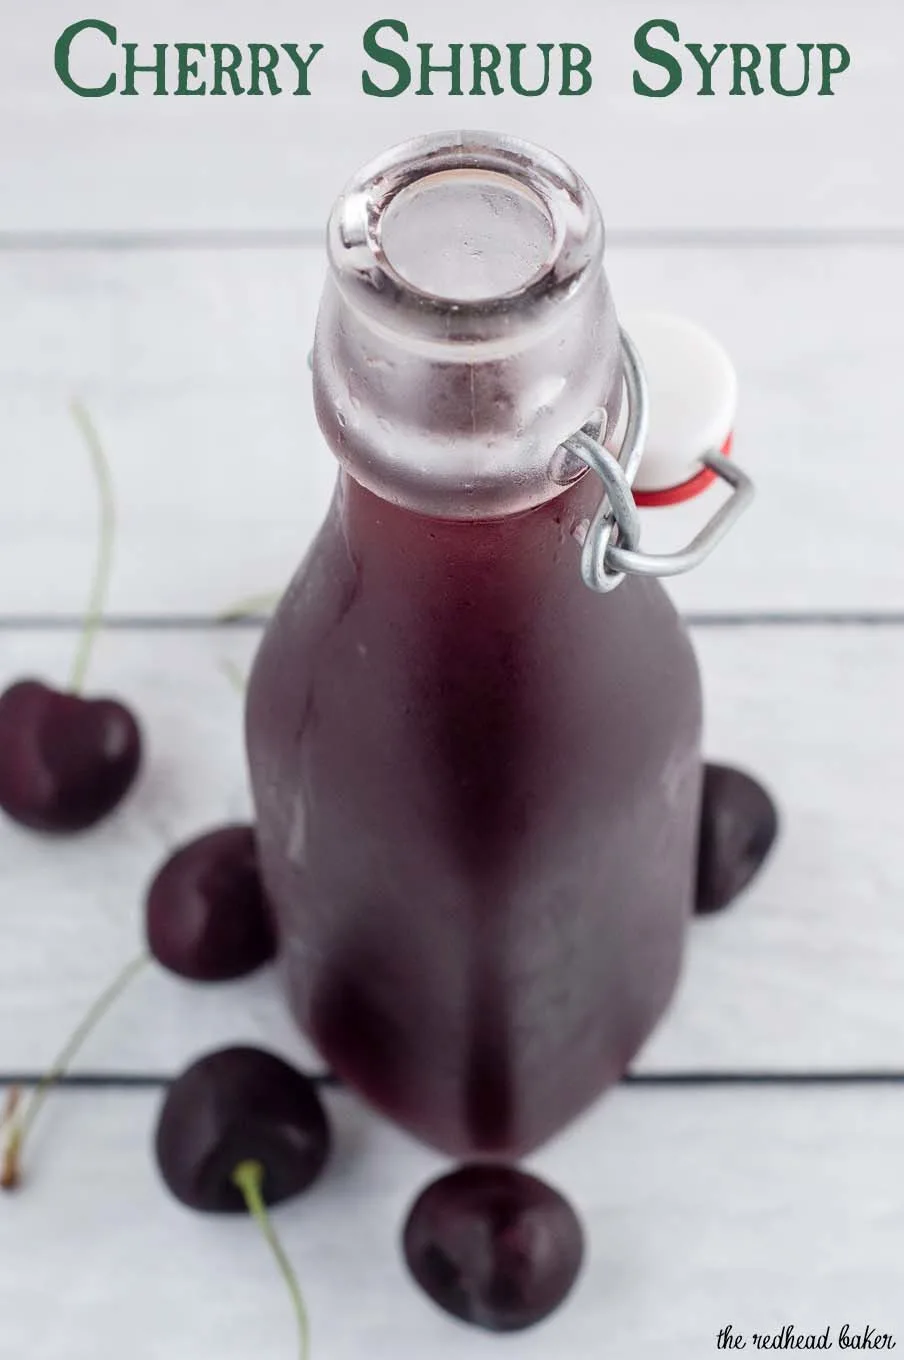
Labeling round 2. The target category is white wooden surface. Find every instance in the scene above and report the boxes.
[1,625,903,1076]
[1,0,900,235]
[2,243,904,617]
[2,1087,903,1360]
[2,0,904,1354]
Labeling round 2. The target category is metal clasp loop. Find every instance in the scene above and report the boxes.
[561,327,754,594]
[605,452,754,579]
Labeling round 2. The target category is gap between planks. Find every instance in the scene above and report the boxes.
[2,613,904,631]
[2,228,904,252]
[2,1072,904,1091]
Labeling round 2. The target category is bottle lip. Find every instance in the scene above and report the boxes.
[326,128,604,351]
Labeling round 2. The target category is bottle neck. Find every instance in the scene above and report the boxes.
[336,466,605,594]
[313,131,623,522]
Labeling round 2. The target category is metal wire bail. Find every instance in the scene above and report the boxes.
[561,328,756,594]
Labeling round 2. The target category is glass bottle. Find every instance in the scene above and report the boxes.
[246,131,728,1158]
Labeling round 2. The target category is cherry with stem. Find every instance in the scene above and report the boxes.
[3,816,278,1188]
[155,1047,331,1351]
[0,399,142,833]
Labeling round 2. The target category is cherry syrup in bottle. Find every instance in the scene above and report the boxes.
[247,132,702,1157]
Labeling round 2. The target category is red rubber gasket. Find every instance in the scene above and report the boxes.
[633,433,734,508]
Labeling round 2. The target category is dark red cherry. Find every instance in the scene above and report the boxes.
[403,1164,584,1332]
[154,1046,331,1214]
[145,825,276,982]
[696,762,779,915]
[0,679,141,833]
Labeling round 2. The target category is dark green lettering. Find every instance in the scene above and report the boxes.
[508,43,553,96]
[817,43,851,95]
[416,43,463,95]
[248,43,281,95]
[559,42,592,94]
[362,18,411,97]
[633,19,682,97]
[280,42,323,95]
[122,42,168,95]
[54,19,117,97]
[176,42,206,95]
[730,43,764,95]
[469,43,503,95]
[767,43,813,96]
[686,42,728,95]
[211,43,244,95]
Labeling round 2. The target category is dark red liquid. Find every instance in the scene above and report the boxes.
[246,471,702,1157]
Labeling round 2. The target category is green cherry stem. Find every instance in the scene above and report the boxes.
[68,398,116,696]
[0,1087,20,1137]
[217,589,280,690]
[218,658,248,695]
[232,1159,310,1360]
[218,591,281,623]
[1,952,148,1191]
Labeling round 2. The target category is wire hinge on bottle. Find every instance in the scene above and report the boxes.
[560,329,756,594]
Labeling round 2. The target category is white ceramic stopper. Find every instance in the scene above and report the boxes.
[612,311,738,495]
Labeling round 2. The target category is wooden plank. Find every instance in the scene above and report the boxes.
[0,1084,900,1357]
[1,1,899,234]
[0,624,901,1076]
[645,623,904,1072]
[1,242,902,617]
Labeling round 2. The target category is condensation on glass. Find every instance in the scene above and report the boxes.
[312,129,625,519]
